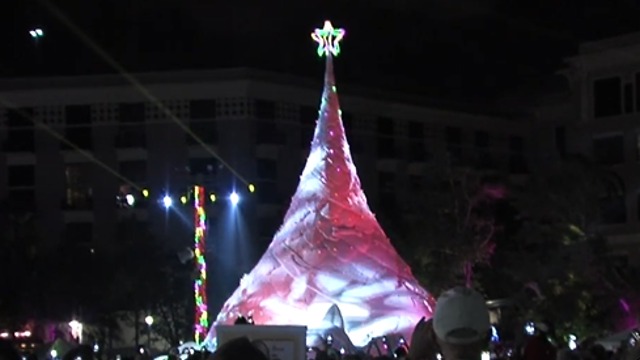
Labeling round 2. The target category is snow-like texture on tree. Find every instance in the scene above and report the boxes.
[207,48,434,348]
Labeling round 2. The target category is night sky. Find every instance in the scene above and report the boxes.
[3,0,640,103]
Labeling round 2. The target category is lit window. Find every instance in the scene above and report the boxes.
[64,164,93,210]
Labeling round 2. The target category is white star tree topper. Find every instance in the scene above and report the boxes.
[311,20,346,57]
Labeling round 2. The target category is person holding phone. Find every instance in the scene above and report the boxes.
[409,286,491,360]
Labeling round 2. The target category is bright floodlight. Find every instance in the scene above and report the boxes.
[162,195,173,208]
[229,192,240,206]
[144,315,154,326]
[125,194,135,206]
[30,28,44,38]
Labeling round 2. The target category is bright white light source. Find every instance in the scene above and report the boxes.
[125,194,135,206]
[145,315,154,326]
[50,350,58,359]
[163,196,173,208]
[30,28,44,38]
[229,192,240,206]
[69,320,83,343]
[525,321,535,335]
[568,334,577,350]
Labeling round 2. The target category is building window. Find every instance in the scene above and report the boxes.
[409,121,424,140]
[636,132,640,162]
[474,131,489,148]
[624,83,634,114]
[256,158,277,181]
[300,106,317,149]
[634,73,640,112]
[63,222,93,245]
[258,216,280,240]
[190,100,216,119]
[64,164,93,210]
[377,117,395,158]
[509,135,524,153]
[256,120,281,145]
[446,126,462,161]
[555,126,566,157]
[3,108,35,152]
[378,171,395,193]
[593,134,624,165]
[474,131,492,168]
[119,160,147,184]
[256,181,279,204]
[188,119,217,145]
[378,171,396,212]
[188,158,217,177]
[600,174,626,225]
[255,100,276,120]
[409,142,426,162]
[508,135,527,173]
[409,121,426,162]
[593,77,622,118]
[255,101,280,145]
[8,165,35,187]
[120,103,145,122]
[64,105,92,150]
[188,100,218,145]
[116,103,146,148]
[409,175,423,191]
[7,188,36,212]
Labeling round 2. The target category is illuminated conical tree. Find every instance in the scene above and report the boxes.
[207,21,434,347]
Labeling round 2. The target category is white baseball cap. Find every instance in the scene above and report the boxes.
[433,286,491,345]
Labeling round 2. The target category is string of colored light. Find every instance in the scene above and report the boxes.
[193,186,209,344]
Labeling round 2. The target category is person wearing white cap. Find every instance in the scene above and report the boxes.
[408,286,491,360]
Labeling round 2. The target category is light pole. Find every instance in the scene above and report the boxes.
[144,315,153,351]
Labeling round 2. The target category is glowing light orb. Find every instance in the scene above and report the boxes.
[163,195,173,208]
[125,194,135,206]
[229,192,240,206]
